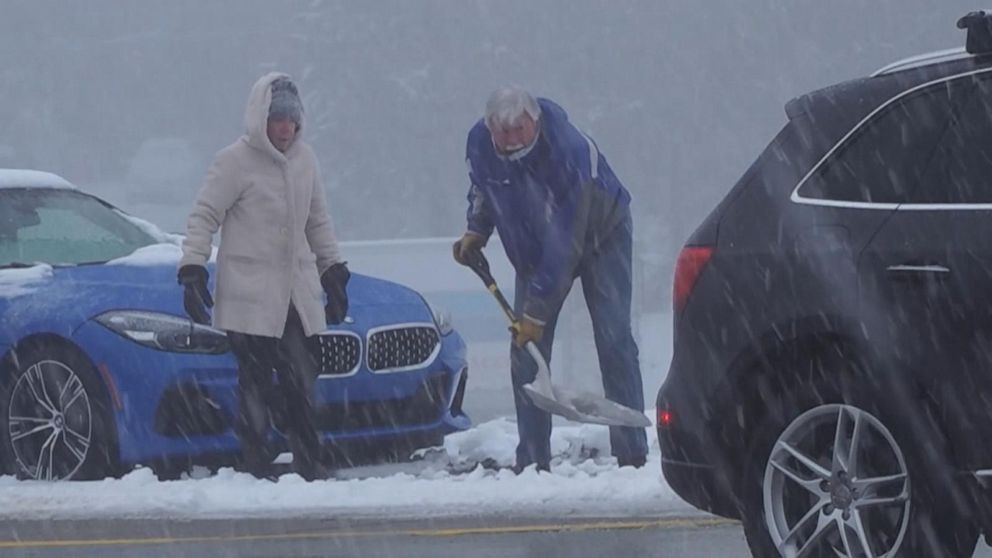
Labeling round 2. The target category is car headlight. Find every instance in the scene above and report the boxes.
[424,299,454,336]
[94,310,229,354]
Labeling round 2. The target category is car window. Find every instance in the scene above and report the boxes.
[0,188,158,267]
[909,77,992,204]
[797,86,955,204]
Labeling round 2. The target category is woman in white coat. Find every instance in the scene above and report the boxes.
[177,73,349,481]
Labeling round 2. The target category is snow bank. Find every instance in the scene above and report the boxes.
[0,417,693,520]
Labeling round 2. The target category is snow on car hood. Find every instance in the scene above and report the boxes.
[0,264,53,298]
[0,245,429,340]
[108,243,213,266]
[104,244,423,306]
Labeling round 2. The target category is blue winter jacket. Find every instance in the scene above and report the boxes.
[464,98,631,323]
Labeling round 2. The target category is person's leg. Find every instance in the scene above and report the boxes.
[274,306,326,480]
[510,273,565,470]
[227,331,279,476]
[579,213,648,465]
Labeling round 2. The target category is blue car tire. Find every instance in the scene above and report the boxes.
[0,342,122,481]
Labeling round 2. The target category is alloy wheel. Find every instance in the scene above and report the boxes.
[763,404,911,557]
[7,360,93,480]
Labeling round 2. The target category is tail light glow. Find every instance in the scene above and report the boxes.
[673,246,714,314]
[658,409,674,428]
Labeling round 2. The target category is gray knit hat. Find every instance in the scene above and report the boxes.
[269,78,303,124]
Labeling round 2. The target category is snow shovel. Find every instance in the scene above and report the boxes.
[464,250,651,428]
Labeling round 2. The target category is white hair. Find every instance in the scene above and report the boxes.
[484,86,541,129]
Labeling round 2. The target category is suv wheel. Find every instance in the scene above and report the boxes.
[741,371,977,557]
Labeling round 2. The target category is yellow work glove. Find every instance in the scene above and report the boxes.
[452,232,487,267]
[512,318,545,347]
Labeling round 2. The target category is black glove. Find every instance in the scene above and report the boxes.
[320,262,350,325]
[177,264,213,325]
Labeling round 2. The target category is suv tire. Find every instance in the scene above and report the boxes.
[739,355,977,557]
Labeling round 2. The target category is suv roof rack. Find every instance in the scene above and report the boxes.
[871,47,970,77]
[872,11,992,77]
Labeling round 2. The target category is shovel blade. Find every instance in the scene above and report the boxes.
[522,342,651,428]
[521,383,651,428]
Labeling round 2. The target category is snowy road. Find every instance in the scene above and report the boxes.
[1,404,991,556]
[4,516,991,557]
[0,515,741,557]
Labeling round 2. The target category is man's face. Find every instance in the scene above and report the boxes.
[489,113,538,155]
[267,116,297,153]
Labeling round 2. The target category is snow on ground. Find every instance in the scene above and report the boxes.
[0,416,695,521]
[0,253,686,521]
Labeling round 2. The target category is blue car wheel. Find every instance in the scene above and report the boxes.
[0,343,121,480]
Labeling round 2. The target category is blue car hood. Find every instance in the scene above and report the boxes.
[0,254,429,339]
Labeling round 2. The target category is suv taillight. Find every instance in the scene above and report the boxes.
[673,246,714,314]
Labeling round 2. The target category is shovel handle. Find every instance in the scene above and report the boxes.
[465,249,494,287]
[465,250,518,326]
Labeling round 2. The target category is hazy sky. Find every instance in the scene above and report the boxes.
[0,2,978,260]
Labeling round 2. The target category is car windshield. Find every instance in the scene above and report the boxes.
[0,188,158,268]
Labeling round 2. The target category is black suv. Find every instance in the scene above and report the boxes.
[657,12,992,558]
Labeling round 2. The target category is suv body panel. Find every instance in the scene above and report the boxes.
[658,53,992,520]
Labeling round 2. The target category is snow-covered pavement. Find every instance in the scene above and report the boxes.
[0,297,684,522]
[0,416,695,521]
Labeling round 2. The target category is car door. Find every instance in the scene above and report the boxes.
[858,72,992,473]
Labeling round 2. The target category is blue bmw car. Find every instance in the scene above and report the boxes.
[0,169,470,480]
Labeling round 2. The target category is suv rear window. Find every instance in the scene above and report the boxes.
[797,87,955,204]
[910,76,992,204]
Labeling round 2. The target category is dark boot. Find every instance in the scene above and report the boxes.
[234,455,280,481]
[511,462,551,475]
[616,455,647,469]
[295,459,334,482]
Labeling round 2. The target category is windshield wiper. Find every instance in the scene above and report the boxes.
[0,262,39,269]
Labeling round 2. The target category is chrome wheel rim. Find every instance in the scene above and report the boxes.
[763,404,911,557]
[8,360,92,480]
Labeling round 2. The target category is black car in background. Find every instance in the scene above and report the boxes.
[657,12,992,557]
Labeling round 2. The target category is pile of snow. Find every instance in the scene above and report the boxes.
[0,264,53,297]
[0,417,694,520]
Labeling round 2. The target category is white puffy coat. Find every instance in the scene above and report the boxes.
[179,72,342,337]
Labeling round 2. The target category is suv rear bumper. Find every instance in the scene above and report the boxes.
[658,424,741,519]
[661,457,737,518]
[658,367,742,519]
